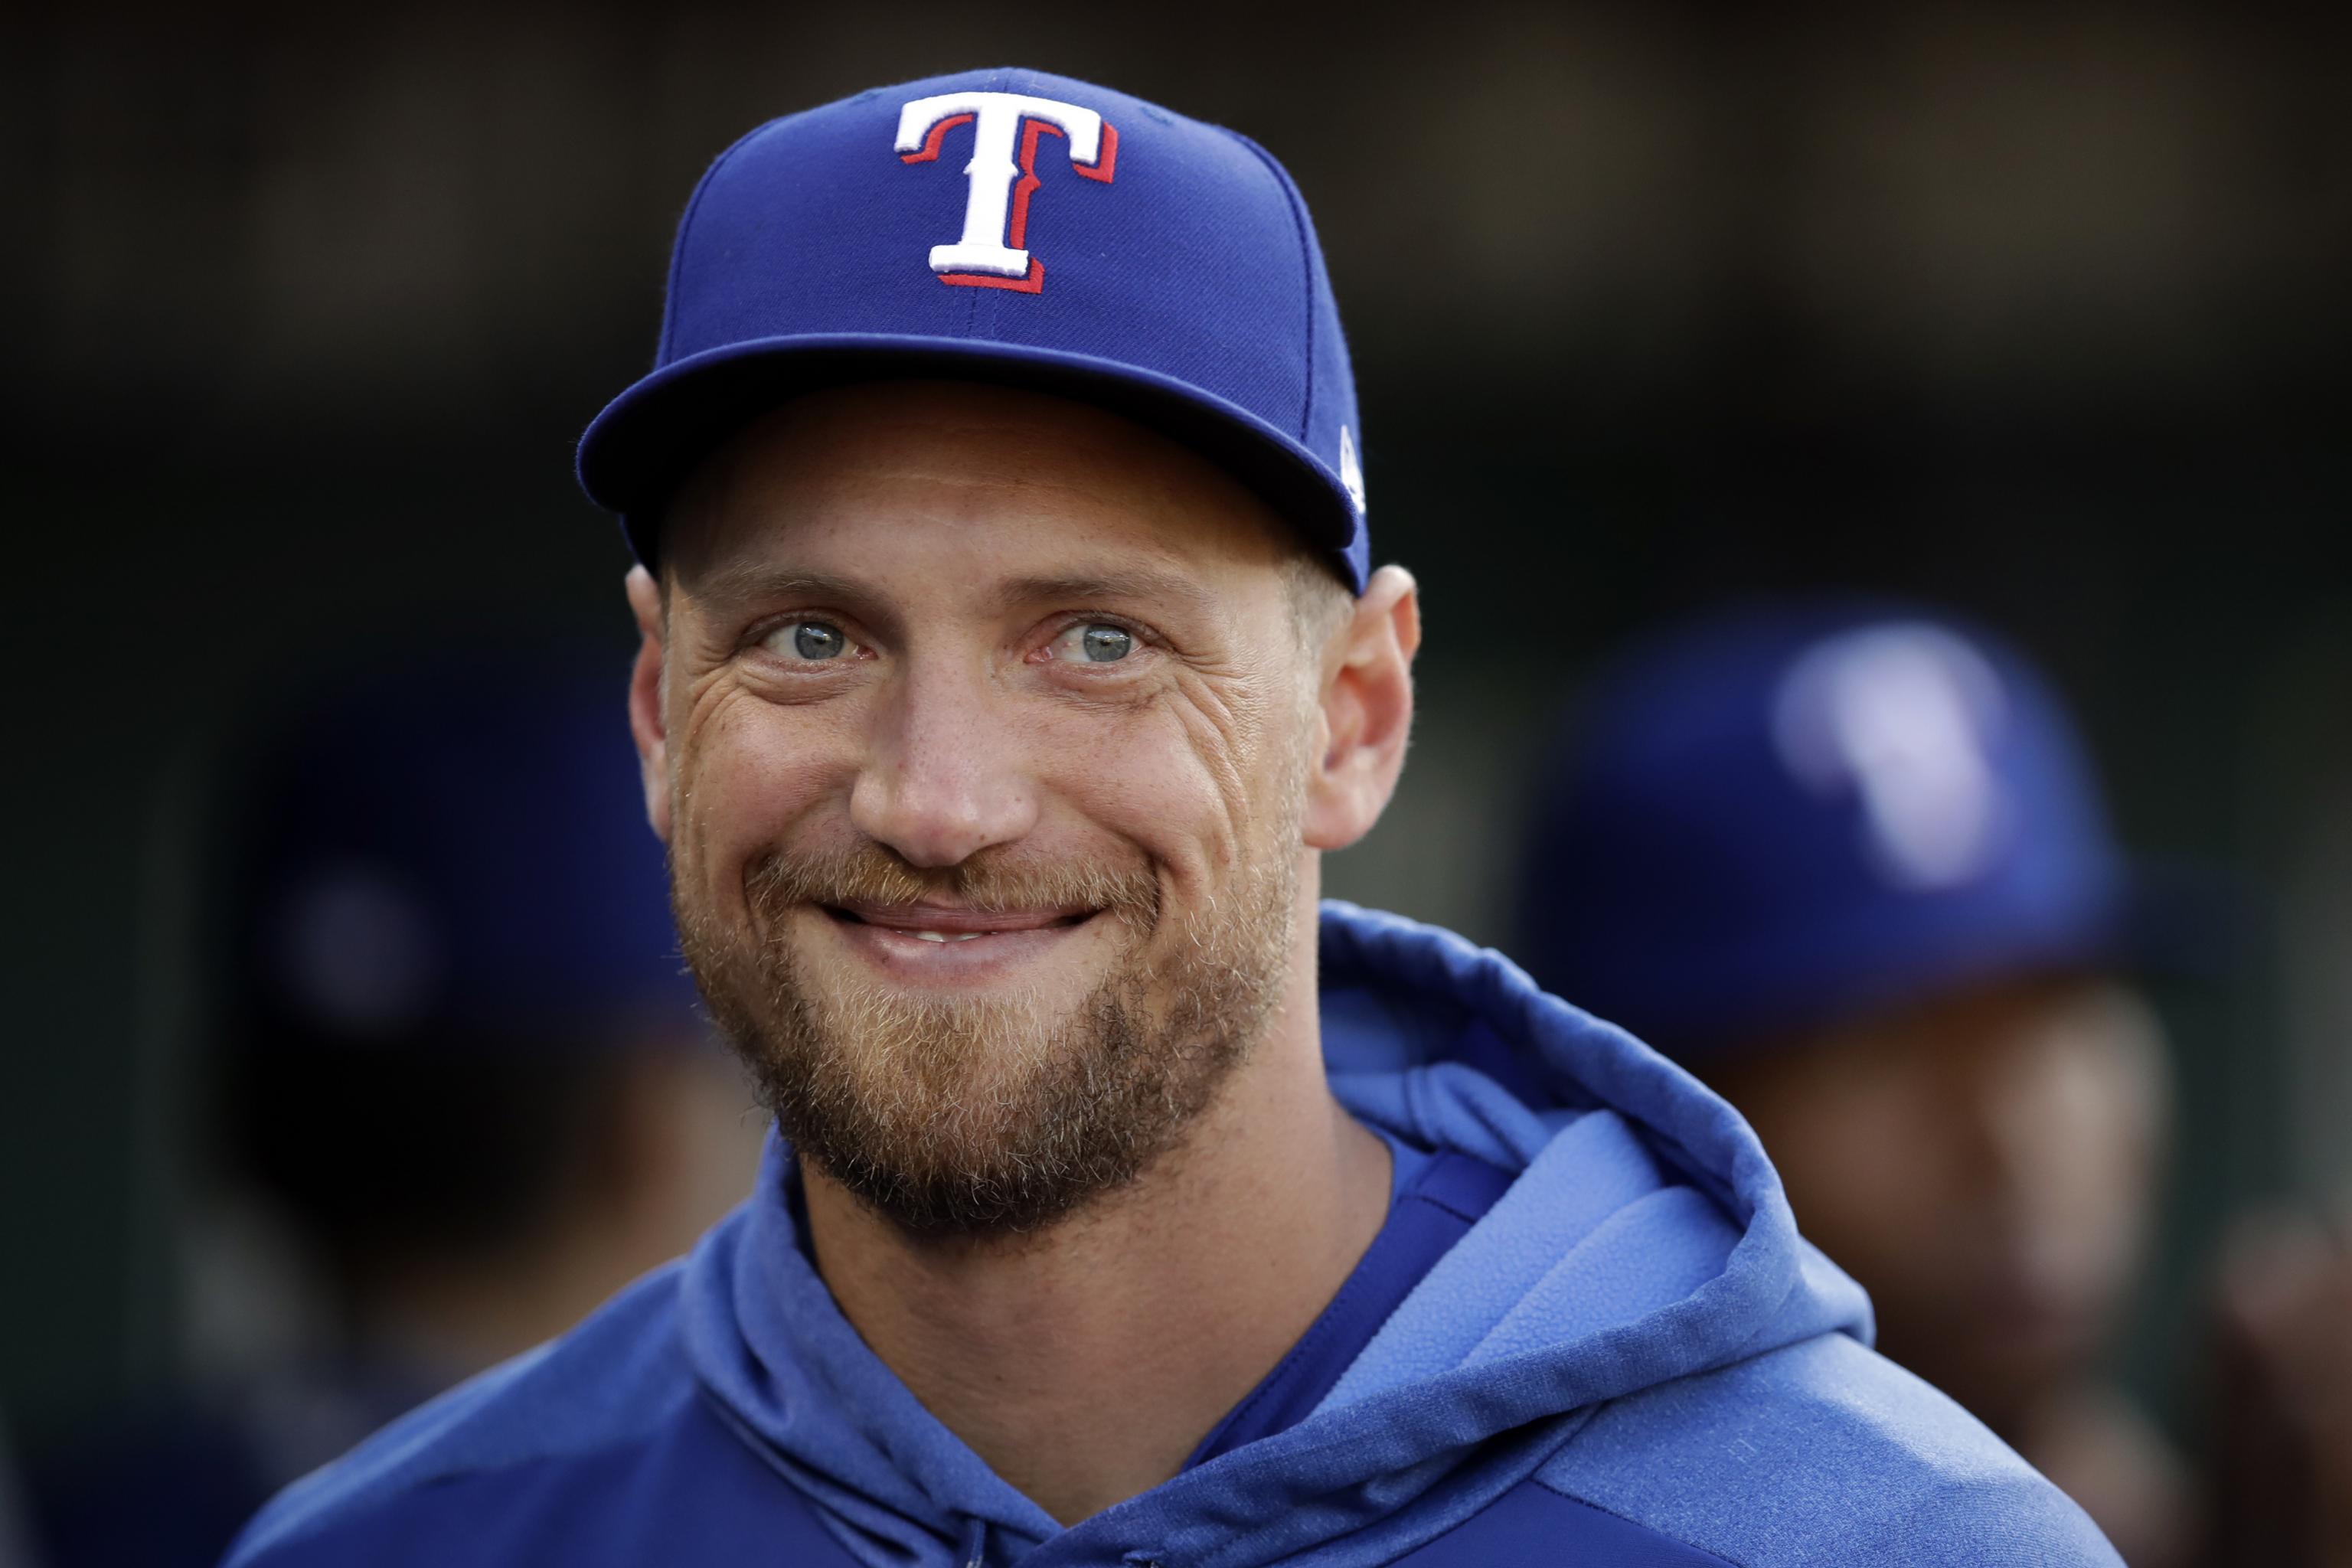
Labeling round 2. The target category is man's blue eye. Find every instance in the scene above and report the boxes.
[769,620,848,661]
[1080,626,1132,663]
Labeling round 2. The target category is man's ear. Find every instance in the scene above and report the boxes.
[1302,565,1419,851]
[625,565,673,844]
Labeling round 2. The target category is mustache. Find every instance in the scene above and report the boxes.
[743,841,1161,926]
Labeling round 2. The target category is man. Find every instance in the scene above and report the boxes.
[226,70,2116,1566]
[1511,604,2185,1563]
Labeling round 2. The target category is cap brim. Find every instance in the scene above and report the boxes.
[577,333,1362,581]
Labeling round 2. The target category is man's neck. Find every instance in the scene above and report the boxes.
[802,1025,1391,1527]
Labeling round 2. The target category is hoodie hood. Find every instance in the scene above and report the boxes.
[680,902,1873,1568]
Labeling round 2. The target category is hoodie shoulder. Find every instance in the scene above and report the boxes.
[223,1263,699,1566]
[1534,1331,2121,1566]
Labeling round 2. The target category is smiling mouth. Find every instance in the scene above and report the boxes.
[822,902,1099,943]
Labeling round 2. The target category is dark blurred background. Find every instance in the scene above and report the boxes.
[4,0,2347,1504]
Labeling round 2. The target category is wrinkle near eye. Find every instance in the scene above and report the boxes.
[1158,658,1289,848]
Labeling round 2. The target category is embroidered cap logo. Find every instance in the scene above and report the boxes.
[897,91,1118,293]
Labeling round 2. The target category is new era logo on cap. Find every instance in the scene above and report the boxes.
[577,68,1370,591]
[896,90,1119,292]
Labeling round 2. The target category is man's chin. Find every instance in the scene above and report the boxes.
[753,988,1176,1237]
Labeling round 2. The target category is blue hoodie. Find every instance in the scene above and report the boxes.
[224,904,2118,1566]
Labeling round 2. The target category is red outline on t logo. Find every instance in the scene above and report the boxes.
[897,91,1118,294]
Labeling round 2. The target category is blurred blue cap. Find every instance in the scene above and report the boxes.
[1513,602,2159,1060]
[577,67,1369,591]
[236,652,697,1049]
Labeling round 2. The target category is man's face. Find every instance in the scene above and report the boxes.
[642,381,1334,1236]
[1713,972,2170,1424]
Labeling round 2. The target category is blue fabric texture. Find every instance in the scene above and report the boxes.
[224,903,2119,1567]
[576,67,1370,591]
[1186,1138,1511,1469]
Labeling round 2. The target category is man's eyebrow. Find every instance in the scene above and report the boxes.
[680,561,1219,626]
[686,562,885,615]
[993,568,1217,617]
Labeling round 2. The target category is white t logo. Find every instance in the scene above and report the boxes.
[897,91,1119,293]
[1773,624,2013,890]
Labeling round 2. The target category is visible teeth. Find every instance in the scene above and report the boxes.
[909,930,986,943]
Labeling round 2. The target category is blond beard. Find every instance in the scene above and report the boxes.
[673,830,1298,1236]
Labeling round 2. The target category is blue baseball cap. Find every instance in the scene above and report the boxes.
[1513,602,2162,1060]
[577,67,1369,591]
[234,651,699,1049]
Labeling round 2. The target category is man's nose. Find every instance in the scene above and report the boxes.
[848,664,1039,870]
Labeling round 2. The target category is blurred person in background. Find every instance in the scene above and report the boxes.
[1513,601,2189,1564]
[25,652,763,1568]
[2204,1210,2352,1567]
